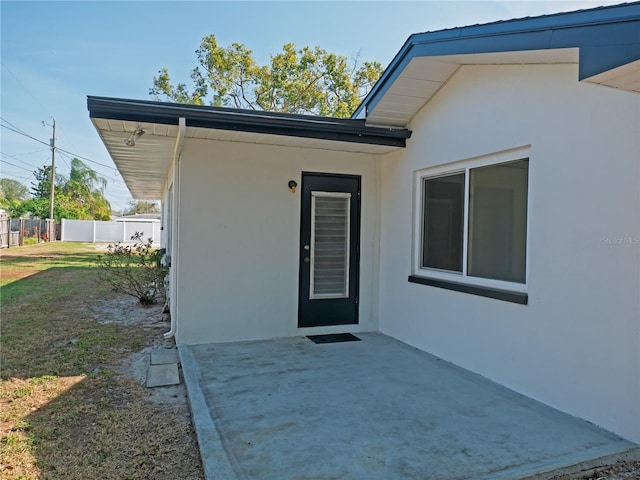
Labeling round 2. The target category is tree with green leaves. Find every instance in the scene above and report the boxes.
[15,159,111,221]
[62,158,111,220]
[125,200,160,215]
[150,35,383,118]
[10,195,86,220]
[31,165,65,200]
[0,178,29,204]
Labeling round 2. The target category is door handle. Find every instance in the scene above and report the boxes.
[303,257,310,263]
[303,245,310,250]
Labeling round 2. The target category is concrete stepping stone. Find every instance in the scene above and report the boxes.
[146,363,180,387]
[150,348,179,365]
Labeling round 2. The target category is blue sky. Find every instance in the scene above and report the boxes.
[1,0,619,212]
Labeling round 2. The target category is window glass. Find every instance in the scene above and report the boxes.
[419,158,529,286]
[422,173,465,272]
[468,159,528,283]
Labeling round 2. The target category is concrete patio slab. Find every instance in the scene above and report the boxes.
[150,347,179,365]
[146,363,180,388]
[179,333,639,480]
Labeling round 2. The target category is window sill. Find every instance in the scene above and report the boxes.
[408,275,528,305]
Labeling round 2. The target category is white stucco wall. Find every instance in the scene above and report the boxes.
[378,63,640,442]
[174,140,380,345]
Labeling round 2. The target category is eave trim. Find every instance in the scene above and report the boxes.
[88,96,411,148]
[355,2,640,119]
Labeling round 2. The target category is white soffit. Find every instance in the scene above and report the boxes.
[366,48,579,128]
[92,118,399,199]
[92,118,177,199]
[583,59,640,94]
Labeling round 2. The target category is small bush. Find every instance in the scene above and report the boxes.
[97,232,167,305]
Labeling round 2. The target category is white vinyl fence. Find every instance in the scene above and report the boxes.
[61,219,161,244]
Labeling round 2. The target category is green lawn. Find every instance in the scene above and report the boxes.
[0,242,203,480]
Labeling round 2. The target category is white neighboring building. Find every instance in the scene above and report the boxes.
[89,3,640,443]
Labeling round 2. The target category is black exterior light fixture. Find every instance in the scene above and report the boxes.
[288,180,298,193]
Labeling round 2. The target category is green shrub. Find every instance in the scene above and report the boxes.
[97,232,167,305]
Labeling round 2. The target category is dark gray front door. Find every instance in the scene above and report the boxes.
[298,172,360,328]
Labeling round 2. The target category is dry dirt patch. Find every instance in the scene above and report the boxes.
[1,243,203,479]
[576,461,640,480]
[91,296,191,411]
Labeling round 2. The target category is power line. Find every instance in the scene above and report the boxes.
[56,149,126,186]
[1,62,53,116]
[55,149,72,170]
[0,158,35,172]
[1,157,132,202]
[2,146,118,187]
[5,148,50,157]
[1,63,84,155]
[0,174,33,187]
[1,117,32,137]
[1,150,48,167]
[1,151,52,176]
[0,121,50,147]
[38,154,52,170]
[2,148,128,201]
[0,156,35,184]
[0,118,127,184]
[10,175,32,184]
[2,171,31,184]
[55,123,84,161]
[1,150,39,164]
[1,117,139,208]
[56,146,122,174]
[52,151,132,202]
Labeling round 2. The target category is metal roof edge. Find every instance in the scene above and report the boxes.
[87,96,411,147]
[353,1,640,119]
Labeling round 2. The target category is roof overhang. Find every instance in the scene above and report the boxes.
[355,2,640,127]
[88,97,411,199]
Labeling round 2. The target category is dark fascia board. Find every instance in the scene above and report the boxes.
[87,96,411,148]
[354,1,640,119]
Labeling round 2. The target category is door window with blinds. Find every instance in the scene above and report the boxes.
[310,191,351,299]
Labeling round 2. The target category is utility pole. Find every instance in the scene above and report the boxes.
[48,118,56,220]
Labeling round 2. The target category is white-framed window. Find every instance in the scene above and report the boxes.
[413,148,530,294]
